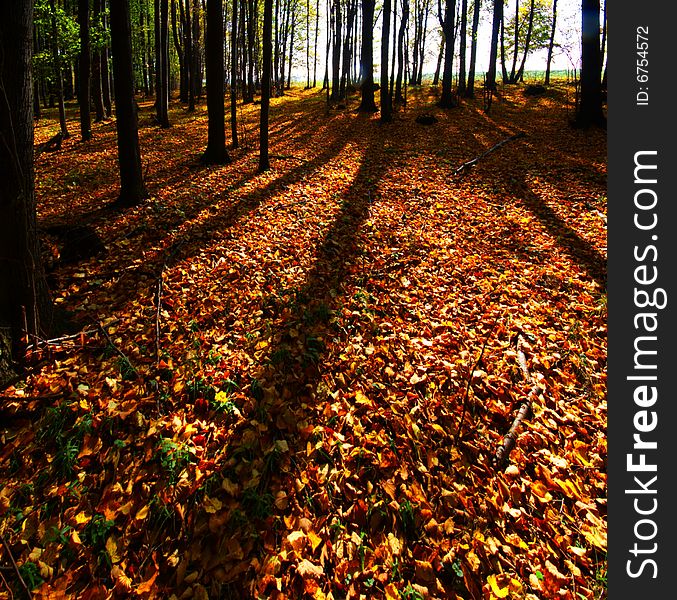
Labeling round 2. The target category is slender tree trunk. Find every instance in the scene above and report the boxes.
[544,0,557,84]
[160,0,170,125]
[510,0,519,82]
[312,0,319,86]
[185,0,195,110]
[109,0,149,207]
[465,0,480,97]
[49,0,70,138]
[457,0,467,94]
[306,0,310,87]
[78,0,92,140]
[287,9,296,88]
[92,0,106,120]
[0,0,54,355]
[231,0,239,147]
[172,0,187,101]
[432,34,443,86]
[380,0,392,121]
[395,0,408,103]
[358,0,377,112]
[246,0,256,101]
[439,0,455,107]
[516,0,535,82]
[260,0,273,171]
[330,0,342,100]
[487,0,503,92]
[576,0,605,127]
[202,0,230,162]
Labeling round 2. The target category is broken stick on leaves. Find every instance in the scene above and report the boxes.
[494,333,544,468]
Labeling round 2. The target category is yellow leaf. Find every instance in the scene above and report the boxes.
[135,504,150,521]
[488,574,510,598]
[204,496,222,514]
[106,535,121,564]
[308,530,323,552]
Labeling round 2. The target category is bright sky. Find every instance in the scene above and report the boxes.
[304,0,584,79]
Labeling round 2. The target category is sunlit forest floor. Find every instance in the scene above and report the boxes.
[1,81,606,599]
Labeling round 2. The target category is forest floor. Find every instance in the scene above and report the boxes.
[1,81,607,600]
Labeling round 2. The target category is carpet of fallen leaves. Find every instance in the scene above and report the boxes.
[1,81,606,600]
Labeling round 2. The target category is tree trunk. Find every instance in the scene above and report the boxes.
[0,0,54,357]
[49,0,70,138]
[510,0,519,82]
[260,0,273,171]
[160,0,170,125]
[487,0,503,92]
[172,0,187,102]
[78,0,92,140]
[109,0,149,207]
[358,0,377,112]
[544,0,557,85]
[439,0,455,107]
[202,0,230,163]
[394,0,408,103]
[457,0,467,94]
[516,0,535,82]
[465,0,480,96]
[330,0,342,101]
[432,34,443,86]
[231,0,239,147]
[380,0,392,121]
[92,0,106,120]
[575,0,605,127]
[185,0,195,110]
[312,0,319,87]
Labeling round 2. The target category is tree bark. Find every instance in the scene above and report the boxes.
[109,0,149,207]
[202,0,230,163]
[380,0,392,121]
[358,0,377,112]
[394,0,409,103]
[465,0,480,97]
[260,0,273,171]
[49,0,70,138]
[575,0,605,127]
[78,0,92,140]
[544,0,557,84]
[487,0,503,92]
[0,0,54,356]
[457,0,467,94]
[439,0,456,108]
[231,0,239,147]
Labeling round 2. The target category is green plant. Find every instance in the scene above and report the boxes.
[156,438,194,484]
[399,500,418,540]
[18,561,44,591]
[241,487,273,520]
[400,583,424,600]
[82,514,114,566]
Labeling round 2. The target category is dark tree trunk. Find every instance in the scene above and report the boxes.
[516,0,535,82]
[245,0,256,101]
[231,0,239,147]
[544,0,557,84]
[465,0,480,97]
[185,0,195,110]
[172,0,188,102]
[49,0,70,138]
[487,0,503,91]
[202,0,230,163]
[0,0,54,356]
[260,0,273,171]
[160,0,170,125]
[78,0,92,140]
[339,0,356,98]
[380,0,392,121]
[575,0,605,127]
[313,0,319,87]
[287,7,296,89]
[358,0,377,112]
[432,34,443,86]
[330,0,341,101]
[509,0,519,82]
[457,0,467,94]
[109,0,149,207]
[439,0,456,108]
[395,0,408,103]
[92,0,106,120]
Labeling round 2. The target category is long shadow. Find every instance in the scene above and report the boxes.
[515,176,606,290]
[92,119,357,314]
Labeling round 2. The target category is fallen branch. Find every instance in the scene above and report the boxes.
[155,273,163,364]
[0,532,32,599]
[494,334,543,468]
[454,132,527,175]
[94,321,141,381]
[25,328,98,352]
